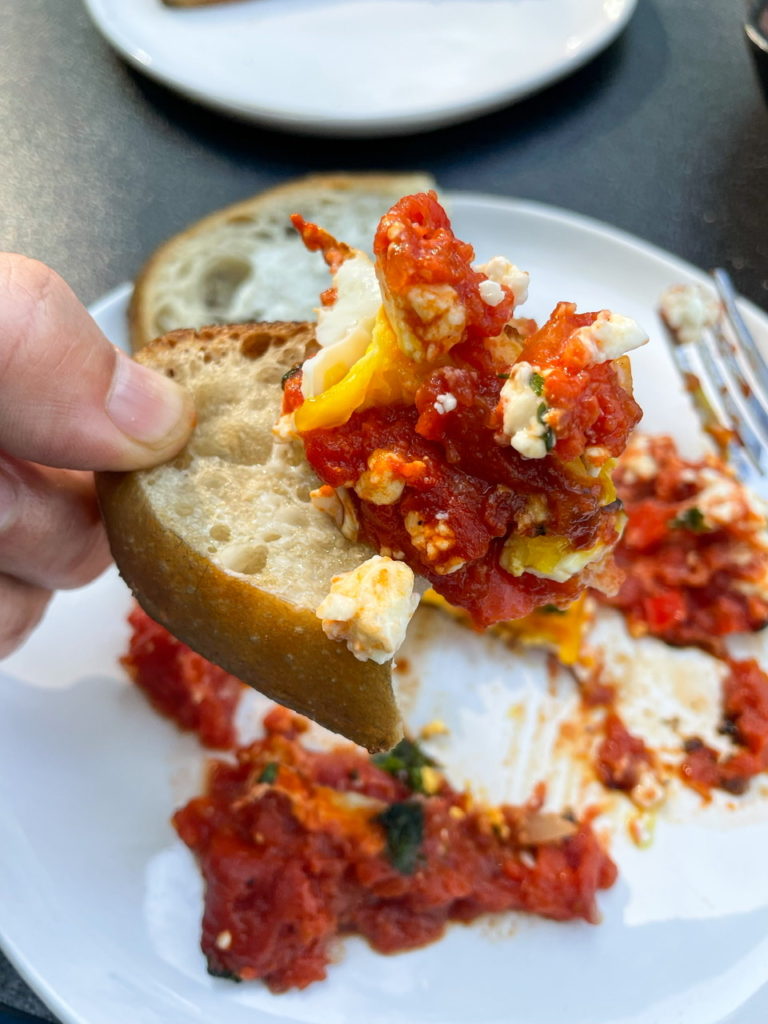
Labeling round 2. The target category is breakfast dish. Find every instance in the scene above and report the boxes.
[79,0,639,135]
[3,195,768,1024]
[99,191,646,748]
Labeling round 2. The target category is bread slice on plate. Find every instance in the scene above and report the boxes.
[129,172,435,352]
[96,321,403,752]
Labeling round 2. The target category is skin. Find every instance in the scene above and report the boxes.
[0,254,195,657]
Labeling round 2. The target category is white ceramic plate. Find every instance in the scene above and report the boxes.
[80,0,638,136]
[3,194,768,1024]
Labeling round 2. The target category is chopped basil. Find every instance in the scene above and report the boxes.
[671,506,709,532]
[541,604,566,614]
[280,364,302,389]
[497,372,510,380]
[373,738,438,795]
[376,801,425,875]
[529,372,545,396]
[258,761,279,784]
[536,403,556,452]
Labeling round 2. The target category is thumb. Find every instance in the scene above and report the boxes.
[0,254,194,471]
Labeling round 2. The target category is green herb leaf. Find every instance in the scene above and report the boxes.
[529,372,545,396]
[540,604,566,615]
[373,738,438,794]
[376,800,425,875]
[497,372,510,380]
[536,403,556,452]
[671,506,709,532]
[280,364,302,389]
[258,762,279,784]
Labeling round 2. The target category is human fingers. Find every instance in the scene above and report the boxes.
[0,455,112,591]
[0,254,194,471]
[0,572,51,658]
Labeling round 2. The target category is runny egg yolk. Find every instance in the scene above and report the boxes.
[295,309,423,433]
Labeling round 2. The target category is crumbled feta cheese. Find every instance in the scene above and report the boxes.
[696,467,752,527]
[660,283,720,345]
[618,434,659,484]
[310,484,360,541]
[404,511,465,573]
[499,361,552,459]
[316,555,418,664]
[571,311,648,364]
[478,279,505,307]
[301,251,380,398]
[476,256,529,306]
[354,449,408,506]
[433,392,458,415]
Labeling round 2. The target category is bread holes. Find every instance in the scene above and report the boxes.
[216,542,269,575]
[201,258,252,316]
[210,523,231,542]
[154,304,177,335]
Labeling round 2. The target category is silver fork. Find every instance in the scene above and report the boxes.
[659,268,768,499]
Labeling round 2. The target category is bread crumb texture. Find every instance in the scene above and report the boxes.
[138,324,375,609]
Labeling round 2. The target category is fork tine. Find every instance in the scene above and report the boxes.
[698,323,768,476]
[711,267,768,404]
[659,280,768,490]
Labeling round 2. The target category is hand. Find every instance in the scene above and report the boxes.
[0,254,194,656]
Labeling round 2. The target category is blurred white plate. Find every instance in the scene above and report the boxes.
[2,194,768,1024]
[80,0,637,136]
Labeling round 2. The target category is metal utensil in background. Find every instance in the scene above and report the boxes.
[745,0,768,97]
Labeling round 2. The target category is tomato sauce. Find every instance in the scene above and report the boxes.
[681,658,768,796]
[121,605,245,750]
[601,435,768,652]
[288,194,642,628]
[173,707,616,992]
[595,712,654,793]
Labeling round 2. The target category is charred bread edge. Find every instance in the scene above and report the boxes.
[96,322,403,752]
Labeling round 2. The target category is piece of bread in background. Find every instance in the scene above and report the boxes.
[161,1,240,7]
[129,172,436,352]
[97,321,403,752]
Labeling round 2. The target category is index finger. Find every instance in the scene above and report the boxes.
[0,254,194,471]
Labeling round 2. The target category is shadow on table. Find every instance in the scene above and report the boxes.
[116,0,669,179]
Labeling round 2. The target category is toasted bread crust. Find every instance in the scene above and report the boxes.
[97,321,403,751]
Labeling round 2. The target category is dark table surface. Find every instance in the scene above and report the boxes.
[1,0,767,1020]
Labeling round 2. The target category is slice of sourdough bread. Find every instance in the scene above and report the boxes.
[129,172,435,351]
[96,321,403,752]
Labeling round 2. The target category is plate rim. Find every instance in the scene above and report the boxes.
[2,190,768,1024]
[79,0,639,136]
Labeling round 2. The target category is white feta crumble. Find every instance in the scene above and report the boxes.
[696,467,751,527]
[354,449,408,506]
[499,361,551,459]
[478,279,505,307]
[433,391,458,415]
[571,310,648,363]
[315,555,419,664]
[475,256,529,306]
[660,283,720,345]
[619,434,659,484]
